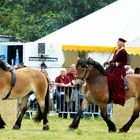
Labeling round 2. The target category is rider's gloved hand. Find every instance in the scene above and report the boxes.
[110,63,116,67]
[103,61,109,67]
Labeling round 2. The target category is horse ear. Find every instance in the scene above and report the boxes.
[87,57,94,65]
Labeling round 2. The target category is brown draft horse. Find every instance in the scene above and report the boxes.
[0,60,49,130]
[69,57,140,132]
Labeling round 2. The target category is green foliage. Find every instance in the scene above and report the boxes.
[0,0,117,41]
[78,51,86,58]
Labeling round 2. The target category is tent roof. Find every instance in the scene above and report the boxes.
[35,0,140,55]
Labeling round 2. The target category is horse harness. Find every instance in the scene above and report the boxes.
[2,70,16,100]
[76,66,88,81]
[82,68,89,81]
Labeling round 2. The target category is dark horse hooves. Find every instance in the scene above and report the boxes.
[13,125,20,130]
[68,127,76,131]
[0,125,5,129]
[43,125,49,130]
[68,124,78,131]
[109,129,117,133]
[108,125,117,133]
[119,128,128,133]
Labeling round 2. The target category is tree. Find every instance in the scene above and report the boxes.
[0,0,117,41]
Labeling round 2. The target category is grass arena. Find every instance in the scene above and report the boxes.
[0,99,140,140]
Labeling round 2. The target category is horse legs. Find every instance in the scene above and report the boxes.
[69,98,89,130]
[41,100,49,131]
[13,96,28,130]
[34,101,49,130]
[99,104,116,132]
[119,102,140,132]
[34,89,50,130]
[0,114,6,129]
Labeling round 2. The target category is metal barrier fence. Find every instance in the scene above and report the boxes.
[26,84,112,119]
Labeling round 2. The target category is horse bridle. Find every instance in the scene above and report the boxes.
[82,68,89,81]
[76,66,89,81]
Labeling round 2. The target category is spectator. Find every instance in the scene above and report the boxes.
[66,64,76,85]
[127,68,134,74]
[107,103,113,118]
[40,62,55,110]
[40,62,51,82]
[17,98,22,118]
[134,67,140,74]
[125,65,134,74]
[66,64,79,118]
[55,68,70,118]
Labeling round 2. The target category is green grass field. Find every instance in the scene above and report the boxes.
[0,115,140,140]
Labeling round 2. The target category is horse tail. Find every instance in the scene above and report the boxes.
[44,81,50,115]
[34,79,50,123]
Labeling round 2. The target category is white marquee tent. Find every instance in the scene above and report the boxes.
[35,0,140,55]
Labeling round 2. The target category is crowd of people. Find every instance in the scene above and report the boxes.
[125,65,140,74]
[33,61,103,119]
[40,62,112,119]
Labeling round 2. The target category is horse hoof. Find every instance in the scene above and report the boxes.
[109,127,117,133]
[68,127,75,131]
[69,124,78,130]
[109,129,116,133]
[13,125,20,130]
[119,128,127,133]
[0,125,5,129]
[43,125,49,130]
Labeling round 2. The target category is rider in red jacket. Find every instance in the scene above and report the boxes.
[104,38,128,106]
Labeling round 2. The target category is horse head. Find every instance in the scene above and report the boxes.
[76,58,88,80]
[76,58,106,80]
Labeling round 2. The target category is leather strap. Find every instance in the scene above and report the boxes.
[2,70,16,100]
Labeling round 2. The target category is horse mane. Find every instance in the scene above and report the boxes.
[76,58,88,68]
[87,58,107,75]
[77,58,106,76]
[0,60,10,71]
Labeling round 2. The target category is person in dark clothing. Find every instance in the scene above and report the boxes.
[104,38,128,106]
[134,67,140,74]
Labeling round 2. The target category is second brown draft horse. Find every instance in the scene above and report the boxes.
[0,60,49,130]
[69,57,140,132]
